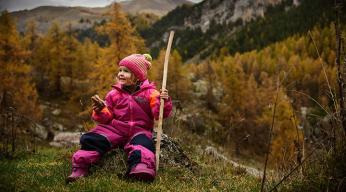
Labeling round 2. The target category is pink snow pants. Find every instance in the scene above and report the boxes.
[71,124,156,177]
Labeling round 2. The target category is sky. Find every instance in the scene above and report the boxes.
[0,0,203,12]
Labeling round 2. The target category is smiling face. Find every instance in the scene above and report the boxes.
[116,66,137,86]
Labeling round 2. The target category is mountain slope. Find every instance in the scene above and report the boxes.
[11,6,108,34]
[10,0,193,34]
[121,0,193,16]
[141,0,342,62]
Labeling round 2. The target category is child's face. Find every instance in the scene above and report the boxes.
[117,66,137,85]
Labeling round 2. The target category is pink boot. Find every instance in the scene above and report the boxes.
[128,163,155,182]
[66,167,89,183]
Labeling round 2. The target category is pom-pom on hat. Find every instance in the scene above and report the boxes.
[118,54,152,81]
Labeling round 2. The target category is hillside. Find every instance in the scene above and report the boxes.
[121,0,193,16]
[141,0,343,62]
[11,6,108,34]
[10,0,193,34]
[0,143,261,191]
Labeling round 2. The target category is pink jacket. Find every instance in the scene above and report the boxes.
[91,80,172,133]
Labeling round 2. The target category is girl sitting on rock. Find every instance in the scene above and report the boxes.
[67,54,172,182]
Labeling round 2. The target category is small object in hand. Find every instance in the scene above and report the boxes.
[91,95,106,112]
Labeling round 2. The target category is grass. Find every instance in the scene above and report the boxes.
[0,145,261,192]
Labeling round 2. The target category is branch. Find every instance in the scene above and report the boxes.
[261,76,280,192]
[268,146,318,192]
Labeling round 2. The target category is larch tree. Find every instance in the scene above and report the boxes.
[0,11,41,119]
[22,20,39,55]
[150,50,191,105]
[92,3,146,96]
[70,38,100,102]
[73,38,100,80]
[62,23,80,81]
[256,89,302,170]
[34,23,67,96]
[22,20,43,93]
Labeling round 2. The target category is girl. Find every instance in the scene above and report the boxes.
[67,54,172,182]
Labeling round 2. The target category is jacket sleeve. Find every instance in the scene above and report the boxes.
[91,91,114,124]
[149,89,173,120]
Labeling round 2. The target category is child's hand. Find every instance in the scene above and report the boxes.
[160,88,169,100]
[91,95,106,112]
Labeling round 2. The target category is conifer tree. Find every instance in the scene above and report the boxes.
[22,20,39,54]
[150,50,191,104]
[92,3,146,96]
[0,11,41,119]
[62,23,80,80]
[33,23,66,96]
[256,89,302,168]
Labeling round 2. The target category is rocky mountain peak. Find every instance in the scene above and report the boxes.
[185,0,284,32]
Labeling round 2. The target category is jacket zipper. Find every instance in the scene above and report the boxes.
[129,95,133,137]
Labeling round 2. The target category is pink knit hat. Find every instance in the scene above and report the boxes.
[118,54,152,81]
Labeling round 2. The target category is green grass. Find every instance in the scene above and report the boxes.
[0,145,261,192]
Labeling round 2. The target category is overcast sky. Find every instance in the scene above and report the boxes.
[0,0,203,12]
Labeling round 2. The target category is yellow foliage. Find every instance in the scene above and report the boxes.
[0,11,41,120]
[150,50,192,103]
[91,3,146,96]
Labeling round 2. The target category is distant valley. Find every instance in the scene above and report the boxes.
[10,0,194,34]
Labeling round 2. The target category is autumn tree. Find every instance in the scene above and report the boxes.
[22,20,40,55]
[150,50,191,105]
[61,23,80,80]
[32,23,67,96]
[73,38,100,80]
[31,22,89,97]
[256,88,302,170]
[70,38,100,103]
[211,54,249,148]
[92,3,146,96]
[0,11,41,119]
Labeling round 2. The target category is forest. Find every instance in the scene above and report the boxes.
[1,1,346,191]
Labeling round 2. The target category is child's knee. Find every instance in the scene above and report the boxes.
[128,133,155,153]
[80,132,111,155]
[126,133,155,169]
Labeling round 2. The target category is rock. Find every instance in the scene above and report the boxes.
[205,146,229,161]
[31,123,49,140]
[51,109,61,116]
[39,104,48,111]
[204,146,262,178]
[60,76,72,93]
[52,122,64,131]
[49,131,81,147]
[77,124,83,130]
[72,79,90,92]
[50,131,198,171]
[153,133,198,171]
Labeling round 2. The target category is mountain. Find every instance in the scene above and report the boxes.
[141,0,287,60]
[10,0,193,34]
[141,0,339,62]
[11,6,108,34]
[184,0,284,33]
[121,0,193,16]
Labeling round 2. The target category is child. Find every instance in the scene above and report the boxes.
[66,54,172,183]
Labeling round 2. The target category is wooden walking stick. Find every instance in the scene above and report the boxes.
[155,31,174,171]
